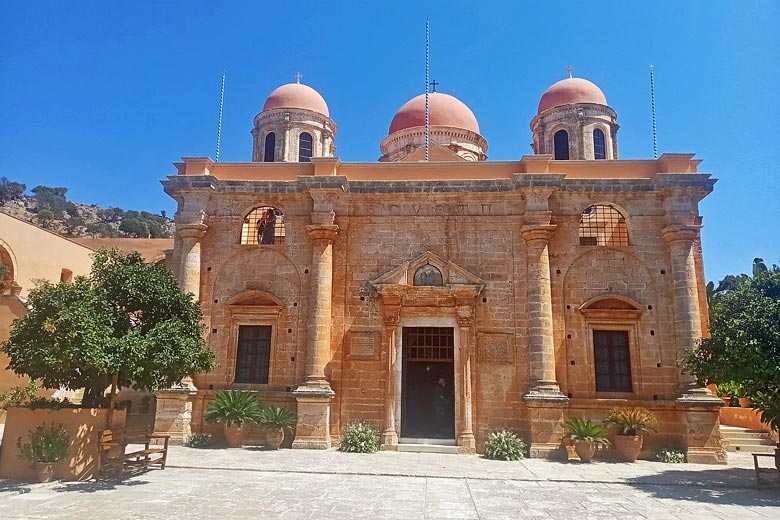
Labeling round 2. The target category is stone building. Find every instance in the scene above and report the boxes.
[162,75,725,462]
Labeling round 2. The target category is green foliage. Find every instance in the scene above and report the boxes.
[1,249,215,406]
[32,185,68,217]
[0,381,40,409]
[0,177,26,204]
[203,391,264,427]
[27,396,75,410]
[684,265,780,432]
[17,423,69,463]
[119,218,150,238]
[715,381,743,398]
[339,421,380,453]
[258,406,297,432]
[36,208,56,226]
[656,449,686,463]
[0,263,10,290]
[183,433,213,448]
[603,407,657,436]
[484,429,526,461]
[561,417,611,446]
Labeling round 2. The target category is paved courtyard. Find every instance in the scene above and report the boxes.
[0,447,778,519]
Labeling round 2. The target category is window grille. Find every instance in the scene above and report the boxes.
[593,330,632,392]
[263,132,275,162]
[235,325,271,384]
[554,129,569,160]
[403,327,454,362]
[298,132,313,162]
[579,204,629,246]
[593,128,606,160]
[241,206,285,245]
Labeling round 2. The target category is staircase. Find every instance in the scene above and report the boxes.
[721,425,777,453]
[397,438,459,454]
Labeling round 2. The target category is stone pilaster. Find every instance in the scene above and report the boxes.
[292,211,338,449]
[456,314,476,454]
[153,380,198,445]
[177,225,207,300]
[380,313,400,450]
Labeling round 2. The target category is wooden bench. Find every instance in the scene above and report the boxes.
[98,426,170,478]
[752,452,780,486]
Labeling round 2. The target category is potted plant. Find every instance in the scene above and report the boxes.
[17,423,69,482]
[258,406,297,450]
[604,407,657,462]
[203,390,264,448]
[561,416,610,463]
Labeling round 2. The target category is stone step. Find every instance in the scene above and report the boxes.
[727,444,776,454]
[723,437,775,446]
[397,437,458,454]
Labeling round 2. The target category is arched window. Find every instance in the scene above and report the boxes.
[263,132,275,162]
[593,129,606,160]
[579,204,629,246]
[413,264,443,286]
[554,130,569,160]
[0,245,14,294]
[241,206,285,245]
[298,132,313,162]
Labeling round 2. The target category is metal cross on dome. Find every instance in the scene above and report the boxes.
[430,79,438,92]
[294,72,302,84]
[567,66,573,79]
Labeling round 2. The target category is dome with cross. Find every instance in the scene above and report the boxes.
[388,91,480,135]
[263,77,330,117]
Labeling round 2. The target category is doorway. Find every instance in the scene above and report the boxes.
[401,327,455,439]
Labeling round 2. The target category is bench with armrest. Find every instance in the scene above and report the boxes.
[752,452,780,486]
[98,426,170,478]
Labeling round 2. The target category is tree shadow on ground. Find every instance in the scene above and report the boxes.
[626,467,780,506]
[0,479,31,495]
[51,478,150,494]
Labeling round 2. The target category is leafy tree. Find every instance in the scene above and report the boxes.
[31,185,68,216]
[97,207,125,223]
[119,217,150,238]
[2,249,215,407]
[0,177,26,204]
[684,264,780,432]
[36,208,56,227]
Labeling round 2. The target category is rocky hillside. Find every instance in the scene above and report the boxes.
[0,178,174,239]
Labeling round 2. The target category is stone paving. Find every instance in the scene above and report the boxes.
[0,447,778,519]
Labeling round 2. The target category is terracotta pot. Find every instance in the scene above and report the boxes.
[738,397,751,408]
[574,440,596,463]
[34,462,56,483]
[720,396,731,406]
[224,423,248,448]
[614,435,643,462]
[265,427,284,450]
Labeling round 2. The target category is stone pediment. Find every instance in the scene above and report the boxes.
[371,251,485,295]
[400,145,465,162]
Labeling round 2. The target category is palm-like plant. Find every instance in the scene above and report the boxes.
[561,417,611,446]
[203,390,264,427]
[258,406,297,432]
[603,407,657,436]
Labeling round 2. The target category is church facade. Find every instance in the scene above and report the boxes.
[162,75,726,462]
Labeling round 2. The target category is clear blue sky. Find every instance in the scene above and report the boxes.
[1,1,777,282]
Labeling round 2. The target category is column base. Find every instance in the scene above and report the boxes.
[457,432,476,454]
[380,430,399,451]
[153,385,197,445]
[675,395,727,465]
[524,390,569,459]
[291,385,335,450]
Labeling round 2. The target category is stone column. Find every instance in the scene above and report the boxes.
[292,219,338,449]
[178,225,207,299]
[154,380,198,445]
[380,314,400,450]
[456,314,476,454]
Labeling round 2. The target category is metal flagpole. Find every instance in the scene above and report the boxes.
[650,65,658,159]
[216,70,225,162]
[425,18,430,162]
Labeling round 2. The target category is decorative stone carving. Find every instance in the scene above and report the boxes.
[477,333,513,363]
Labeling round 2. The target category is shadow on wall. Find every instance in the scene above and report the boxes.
[626,467,780,505]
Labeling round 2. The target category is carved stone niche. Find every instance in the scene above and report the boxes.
[477,333,514,363]
[346,329,380,361]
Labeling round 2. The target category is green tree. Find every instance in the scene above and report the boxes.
[119,217,150,238]
[684,264,780,431]
[1,249,215,407]
[36,208,56,227]
[0,177,26,204]
[31,185,68,216]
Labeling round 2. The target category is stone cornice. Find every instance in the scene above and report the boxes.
[661,225,701,244]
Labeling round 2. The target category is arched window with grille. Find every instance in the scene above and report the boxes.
[263,132,275,162]
[298,132,313,162]
[579,204,629,246]
[554,129,569,160]
[593,128,606,160]
[241,206,285,245]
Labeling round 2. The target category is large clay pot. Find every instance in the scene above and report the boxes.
[614,435,643,462]
[34,462,56,483]
[738,397,751,408]
[265,427,284,450]
[224,423,248,448]
[574,440,596,463]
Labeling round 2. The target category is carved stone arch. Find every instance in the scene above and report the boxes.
[212,247,302,305]
[563,246,653,299]
[240,204,286,245]
[226,290,285,307]
[578,201,632,246]
[579,294,644,320]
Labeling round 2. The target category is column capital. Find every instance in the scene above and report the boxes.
[661,225,701,245]
[521,224,557,244]
[177,223,208,240]
[383,314,400,328]
[307,224,339,241]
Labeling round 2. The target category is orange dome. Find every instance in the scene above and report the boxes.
[389,92,480,134]
[263,83,329,117]
[537,77,607,114]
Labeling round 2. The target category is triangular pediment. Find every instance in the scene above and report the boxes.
[401,145,465,162]
[371,251,485,289]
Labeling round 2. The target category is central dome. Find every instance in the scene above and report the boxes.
[537,77,607,114]
[389,92,480,134]
[263,83,329,117]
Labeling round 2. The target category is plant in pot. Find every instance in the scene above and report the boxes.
[17,423,69,482]
[203,390,264,448]
[561,416,610,463]
[258,406,297,450]
[604,407,657,462]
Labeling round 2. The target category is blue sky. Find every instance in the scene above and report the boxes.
[1,1,777,282]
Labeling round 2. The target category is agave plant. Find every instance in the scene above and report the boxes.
[203,390,264,427]
[561,417,611,446]
[603,407,657,436]
[258,406,297,432]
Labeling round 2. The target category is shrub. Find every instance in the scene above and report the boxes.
[17,423,69,463]
[203,390,264,427]
[561,417,611,446]
[0,381,40,409]
[339,421,380,453]
[657,449,686,463]
[27,397,76,410]
[258,406,297,432]
[604,407,657,436]
[183,433,213,448]
[484,429,526,461]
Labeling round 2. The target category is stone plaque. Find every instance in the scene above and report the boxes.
[478,333,513,363]
[347,331,379,361]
